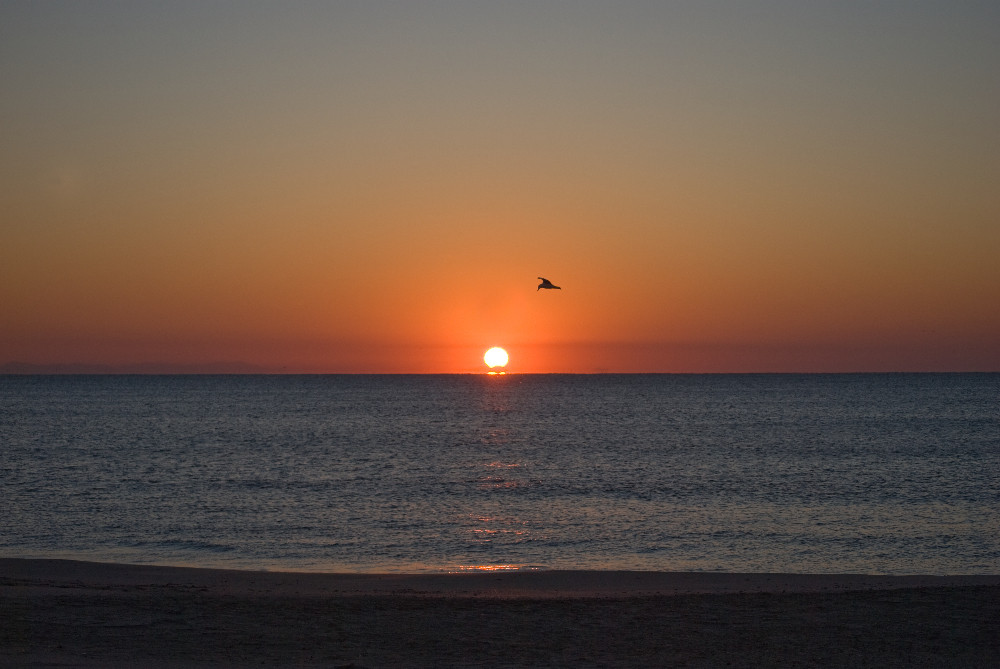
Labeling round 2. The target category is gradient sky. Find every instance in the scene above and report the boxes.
[3,1,998,373]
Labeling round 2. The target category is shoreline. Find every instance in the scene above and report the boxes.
[5,558,1000,598]
[5,559,1000,667]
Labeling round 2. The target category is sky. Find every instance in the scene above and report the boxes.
[2,1,998,373]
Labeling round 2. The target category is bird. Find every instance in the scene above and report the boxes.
[537,277,561,291]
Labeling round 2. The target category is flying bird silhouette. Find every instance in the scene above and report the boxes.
[537,277,561,291]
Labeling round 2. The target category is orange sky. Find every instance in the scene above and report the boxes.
[2,2,999,373]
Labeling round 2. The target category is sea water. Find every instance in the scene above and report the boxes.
[2,374,998,574]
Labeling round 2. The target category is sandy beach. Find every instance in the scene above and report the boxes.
[3,559,999,667]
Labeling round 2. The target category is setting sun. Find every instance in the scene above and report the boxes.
[484,347,509,369]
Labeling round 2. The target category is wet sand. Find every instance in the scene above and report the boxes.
[3,558,999,667]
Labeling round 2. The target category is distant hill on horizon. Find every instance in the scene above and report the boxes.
[0,361,275,375]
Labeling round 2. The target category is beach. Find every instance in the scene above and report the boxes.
[3,559,999,667]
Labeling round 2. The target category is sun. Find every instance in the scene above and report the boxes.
[483,347,509,369]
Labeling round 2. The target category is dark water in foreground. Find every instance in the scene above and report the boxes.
[2,374,998,574]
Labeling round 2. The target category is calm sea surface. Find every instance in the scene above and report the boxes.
[2,374,998,574]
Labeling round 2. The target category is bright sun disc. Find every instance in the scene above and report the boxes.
[484,347,509,368]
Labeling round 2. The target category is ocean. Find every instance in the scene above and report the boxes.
[2,374,998,574]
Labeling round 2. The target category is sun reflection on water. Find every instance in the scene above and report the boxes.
[467,513,530,543]
[452,564,543,572]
